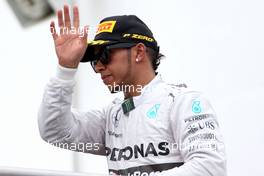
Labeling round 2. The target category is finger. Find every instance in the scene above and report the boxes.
[63,5,71,29]
[57,10,64,34]
[50,21,58,40]
[82,25,89,40]
[73,5,80,29]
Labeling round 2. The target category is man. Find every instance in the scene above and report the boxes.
[38,5,227,176]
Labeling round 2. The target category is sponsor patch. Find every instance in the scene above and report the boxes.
[105,142,170,162]
[89,40,109,45]
[147,104,160,118]
[108,130,123,138]
[122,98,135,114]
[188,142,218,152]
[192,100,202,114]
[96,21,116,34]
[123,33,155,42]
[113,108,122,128]
[188,133,217,143]
[184,114,211,123]
[187,120,216,134]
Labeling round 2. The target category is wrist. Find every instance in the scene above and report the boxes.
[56,64,78,80]
[58,60,79,69]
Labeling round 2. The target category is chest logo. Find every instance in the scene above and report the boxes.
[147,104,161,119]
[113,108,122,128]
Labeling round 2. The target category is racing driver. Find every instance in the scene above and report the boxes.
[38,5,227,176]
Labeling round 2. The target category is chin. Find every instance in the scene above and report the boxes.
[106,81,123,93]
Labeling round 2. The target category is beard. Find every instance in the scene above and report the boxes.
[107,81,123,94]
[107,84,121,94]
[106,82,137,94]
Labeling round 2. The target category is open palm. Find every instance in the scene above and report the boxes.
[50,5,88,68]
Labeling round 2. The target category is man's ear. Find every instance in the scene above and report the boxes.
[134,43,147,62]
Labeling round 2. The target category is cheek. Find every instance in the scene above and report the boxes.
[109,64,128,84]
[108,52,130,83]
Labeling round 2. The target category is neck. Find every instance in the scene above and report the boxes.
[123,71,156,99]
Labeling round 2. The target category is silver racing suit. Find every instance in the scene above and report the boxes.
[38,65,227,176]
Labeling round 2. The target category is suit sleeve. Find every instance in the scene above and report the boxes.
[38,65,106,155]
[160,91,227,176]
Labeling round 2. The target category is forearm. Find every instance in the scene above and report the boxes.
[38,65,106,155]
[38,65,77,143]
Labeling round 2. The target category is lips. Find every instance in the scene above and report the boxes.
[101,75,110,80]
[101,75,112,83]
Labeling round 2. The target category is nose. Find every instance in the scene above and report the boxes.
[94,60,106,73]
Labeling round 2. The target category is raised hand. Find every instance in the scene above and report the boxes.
[50,5,88,68]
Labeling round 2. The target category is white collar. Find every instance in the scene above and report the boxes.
[141,74,163,95]
[112,74,164,107]
[132,74,163,105]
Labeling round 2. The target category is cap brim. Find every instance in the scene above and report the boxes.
[80,41,136,62]
[80,40,116,62]
[107,42,136,49]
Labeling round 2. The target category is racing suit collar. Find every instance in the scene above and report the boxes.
[113,74,163,110]
[132,74,163,104]
[140,74,163,95]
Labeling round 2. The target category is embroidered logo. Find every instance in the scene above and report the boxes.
[113,108,121,128]
[96,21,116,34]
[192,101,202,114]
[147,104,161,119]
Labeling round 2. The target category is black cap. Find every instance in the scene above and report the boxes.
[81,15,159,62]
